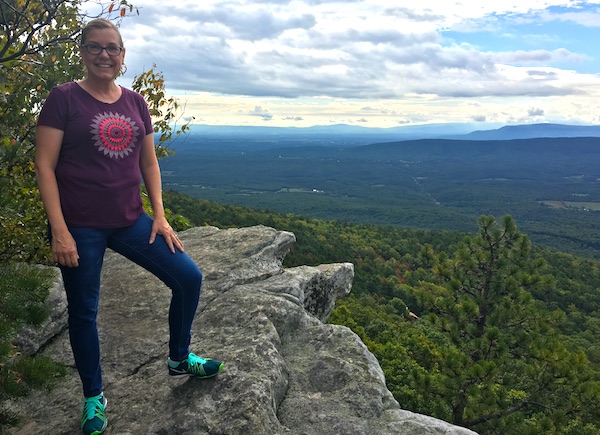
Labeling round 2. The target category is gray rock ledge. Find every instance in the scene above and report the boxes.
[8,225,477,435]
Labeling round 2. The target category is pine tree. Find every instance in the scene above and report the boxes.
[415,215,600,433]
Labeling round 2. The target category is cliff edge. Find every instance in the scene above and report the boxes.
[9,225,476,435]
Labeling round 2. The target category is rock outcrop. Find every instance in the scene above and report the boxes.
[9,225,477,435]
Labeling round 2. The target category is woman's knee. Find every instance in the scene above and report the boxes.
[182,262,202,292]
[67,304,99,327]
[166,256,202,294]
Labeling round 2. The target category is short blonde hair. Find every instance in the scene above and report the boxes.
[81,18,123,47]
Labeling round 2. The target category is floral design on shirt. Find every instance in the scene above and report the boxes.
[90,111,139,159]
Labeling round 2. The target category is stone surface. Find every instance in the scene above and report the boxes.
[7,225,477,435]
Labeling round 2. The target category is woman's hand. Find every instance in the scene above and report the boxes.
[150,215,184,253]
[51,230,79,267]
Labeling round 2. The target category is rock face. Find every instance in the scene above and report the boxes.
[9,225,477,435]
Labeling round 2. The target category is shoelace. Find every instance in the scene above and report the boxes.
[187,353,208,375]
[83,396,105,421]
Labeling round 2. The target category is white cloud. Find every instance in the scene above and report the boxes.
[540,8,600,27]
[249,106,273,120]
[528,107,545,116]
[111,0,600,127]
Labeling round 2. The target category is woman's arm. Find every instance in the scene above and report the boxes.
[34,125,80,267]
[139,133,184,253]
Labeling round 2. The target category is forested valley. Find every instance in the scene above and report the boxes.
[163,190,600,435]
[160,135,600,260]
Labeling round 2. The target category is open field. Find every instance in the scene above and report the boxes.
[540,200,600,211]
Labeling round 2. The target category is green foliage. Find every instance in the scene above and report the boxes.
[140,186,192,231]
[410,215,599,432]
[1,355,67,399]
[0,263,66,427]
[0,264,51,332]
[131,66,194,159]
[0,143,51,263]
[0,0,80,64]
[0,0,84,264]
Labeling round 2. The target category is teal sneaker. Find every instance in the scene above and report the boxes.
[168,353,224,379]
[81,392,107,435]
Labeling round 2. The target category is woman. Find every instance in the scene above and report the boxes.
[35,18,223,435]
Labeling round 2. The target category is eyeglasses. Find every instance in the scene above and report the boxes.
[82,44,123,56]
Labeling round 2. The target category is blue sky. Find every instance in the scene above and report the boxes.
[104,1,600,128]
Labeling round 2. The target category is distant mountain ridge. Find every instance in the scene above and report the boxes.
[187,122,480,139]
[187,122,600,141]
[273,137,600,169]
[454,123,600,140]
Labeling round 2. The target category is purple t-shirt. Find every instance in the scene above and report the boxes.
[37,82,153,228]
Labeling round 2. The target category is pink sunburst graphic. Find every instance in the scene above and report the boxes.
[90,112,140,159]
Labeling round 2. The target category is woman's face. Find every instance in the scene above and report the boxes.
[80,28,125,82]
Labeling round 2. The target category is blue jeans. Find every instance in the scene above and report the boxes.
[57,213,202,397]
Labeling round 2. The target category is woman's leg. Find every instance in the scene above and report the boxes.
[108,213,202,361]
[59,227,109,398]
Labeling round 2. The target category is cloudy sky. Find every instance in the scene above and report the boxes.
[106,0,600,128]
